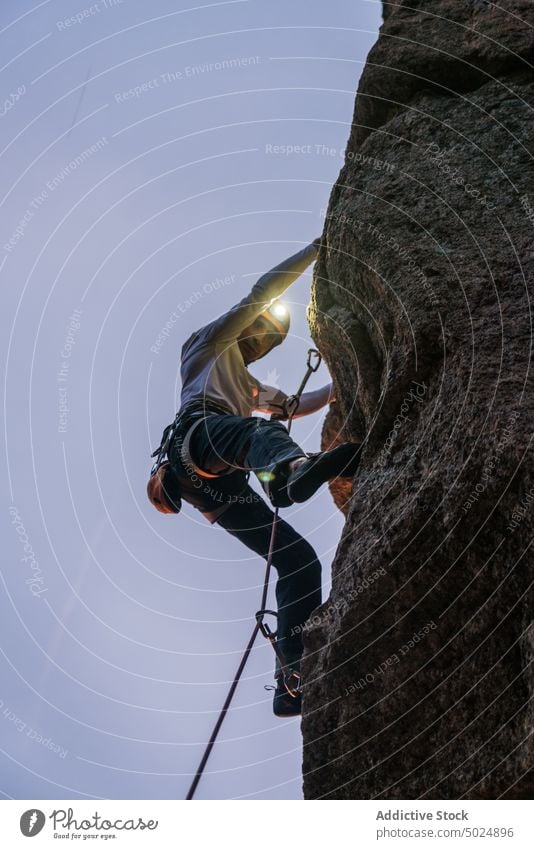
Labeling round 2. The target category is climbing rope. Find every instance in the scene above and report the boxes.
[185,348,322,800]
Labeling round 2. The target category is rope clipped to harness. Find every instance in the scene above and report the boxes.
[185,348,322,800]
[252,347,321,693]
[148,403,237,515]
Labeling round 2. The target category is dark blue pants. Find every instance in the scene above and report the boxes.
[190,413,305,477]
[216,488,322,664]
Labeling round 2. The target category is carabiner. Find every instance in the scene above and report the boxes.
[284,668,302,698]
[255,609,278,640]
[307,348,322,372]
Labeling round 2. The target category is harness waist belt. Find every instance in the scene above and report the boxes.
[180,399,233,417]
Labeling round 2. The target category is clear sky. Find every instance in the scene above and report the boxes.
[1,0,381,800]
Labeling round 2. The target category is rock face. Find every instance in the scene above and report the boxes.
[302,0,534,799]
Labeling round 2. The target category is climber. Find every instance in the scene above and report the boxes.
[147,238,362,717]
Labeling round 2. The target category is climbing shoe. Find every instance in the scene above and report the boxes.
[287,442,363,503]
[272,658,302,718]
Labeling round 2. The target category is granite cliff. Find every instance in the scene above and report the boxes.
[302,0,534,799]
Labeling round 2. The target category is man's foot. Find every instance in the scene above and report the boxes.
[272,657,302,718]
[287,442,362,503]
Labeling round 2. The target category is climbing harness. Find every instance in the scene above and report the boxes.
[185,348,322,800]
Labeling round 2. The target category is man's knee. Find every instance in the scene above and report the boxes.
[300,549,321,584]
[274,530,321,576]
[294,536,320,567]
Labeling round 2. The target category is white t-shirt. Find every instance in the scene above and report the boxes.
[179,243,318,418]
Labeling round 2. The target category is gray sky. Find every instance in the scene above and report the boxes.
[1,0,380,800]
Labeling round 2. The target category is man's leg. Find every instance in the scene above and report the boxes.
[215,487,322,667]
[189,412,361,507]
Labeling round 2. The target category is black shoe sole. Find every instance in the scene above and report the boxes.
[287,443,362,503]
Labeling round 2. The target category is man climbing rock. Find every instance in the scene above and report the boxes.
[147,238,362,716]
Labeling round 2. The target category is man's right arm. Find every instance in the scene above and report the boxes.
[202,241,320,343]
